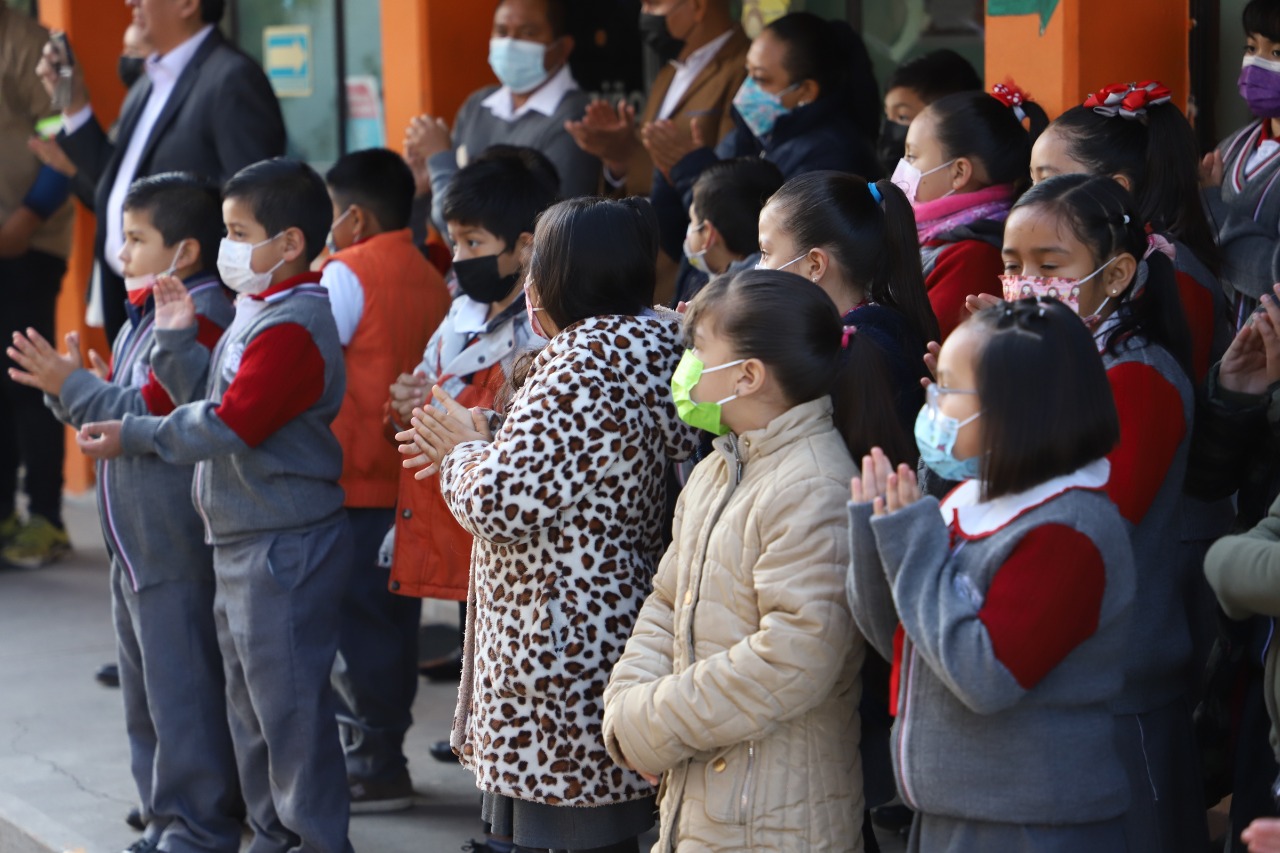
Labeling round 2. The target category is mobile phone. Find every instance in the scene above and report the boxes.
[49,32,76,111]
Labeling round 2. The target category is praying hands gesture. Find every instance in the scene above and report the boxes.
[7,328,106,396]
[850,447,921,517]
[396,384,492,480]
[1220,284,1280,396]
[153,274,196,330]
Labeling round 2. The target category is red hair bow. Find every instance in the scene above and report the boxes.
[992,81,1032,121]
[1083,80,1173,119]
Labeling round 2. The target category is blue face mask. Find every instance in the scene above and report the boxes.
[732,77,799,139]
[914,384,981,482]
[488,37,549,94]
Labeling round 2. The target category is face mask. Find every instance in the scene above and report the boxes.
[454,254,520,303]
[890,157,956,205]
[914,384,981,482]
[683,222,711,276]
[639,10,685,64]
[1240,55,1280,118]
[671,350,745,436]
[733,77,800,140]
[877,120,910,177]
[524,279,549,340]
[118,55,145,89]
[217,234,285,296]
[999,256,1119,324]
[325,207,353,255]
[489,37,550,95]
[124,242,185,305]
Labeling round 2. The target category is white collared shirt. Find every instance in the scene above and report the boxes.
[64,25,214,277]
[480,62,578,123]
[657,28,735,120]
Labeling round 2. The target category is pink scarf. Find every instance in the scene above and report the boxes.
[914,184,1016,244]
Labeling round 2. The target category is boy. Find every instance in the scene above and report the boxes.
[76,158,355,853]
[386,146,555,777]
[6,172,240,851]
[320,148,450,812]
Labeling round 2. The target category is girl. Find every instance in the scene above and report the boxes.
[604,270,893,852]
[1034,80,1230,383]
[399,197,699,853]
[895,83,1048,338]
[1001,174,1208,852]
[757,169,939,434]
[848,297,1134,851]
[1203,0,1280,327]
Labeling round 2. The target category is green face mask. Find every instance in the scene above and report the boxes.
[671,349,745,436]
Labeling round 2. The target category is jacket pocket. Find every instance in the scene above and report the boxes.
[701,741,755,826]
[265,531,307,591]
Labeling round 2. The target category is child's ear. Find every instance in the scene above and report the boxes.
[737,357,768,397]
[174,239,198,272]
[281,227,308,263]
[1105,252,1139,298]
[1110,173,1133,193]
[951,157,978,192]
[806,247,831,284]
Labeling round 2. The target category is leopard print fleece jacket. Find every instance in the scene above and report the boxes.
[440,309,699,806]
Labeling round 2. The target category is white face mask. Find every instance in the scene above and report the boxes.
[217,233,285,295]
[683,221,711,276]
[124,242,185,293]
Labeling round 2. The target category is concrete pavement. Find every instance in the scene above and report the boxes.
[0,494,904,853]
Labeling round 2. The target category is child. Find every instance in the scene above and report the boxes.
[320,148,451,813]
[848,297,1134,851]
[1203,0,1280,326]
[603,271,880,851]
[1001,174,1208,852]
[894,84,1048,338]
[677,157,784,304]
[1036,80,1230,382]
[75,158,356,853]
[7,172,240,852]
[878,49,982,175]
[757,170,939,433]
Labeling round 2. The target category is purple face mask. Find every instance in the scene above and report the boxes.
[1240,55,1280,117]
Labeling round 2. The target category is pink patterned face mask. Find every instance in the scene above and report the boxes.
[999,274,1082,310]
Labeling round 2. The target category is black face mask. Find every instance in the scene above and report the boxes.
[118,56,146,90]
[877,119,910,178]
[639,12,685,64]
[453,254,519,304]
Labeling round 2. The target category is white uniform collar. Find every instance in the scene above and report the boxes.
[481,62,578,122]
[939,458,1111,538]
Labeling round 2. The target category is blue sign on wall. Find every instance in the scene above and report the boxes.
[265,25,312,98]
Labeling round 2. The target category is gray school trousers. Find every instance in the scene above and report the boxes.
[112,561,242,853]
[213,516,354,853]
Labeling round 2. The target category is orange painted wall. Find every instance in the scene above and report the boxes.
[38,0,132,492]
[380,0,494,155]
[985,0,1190,120]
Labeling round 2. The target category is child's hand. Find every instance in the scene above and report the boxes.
[1242,818,1280,852]
[852,447,897,515]
[153,275,196,331]
[7,327,83,396]
[883,463,922,515]
[921,340,941,387]
[1221,285,1280,396]
[76,420,123,459]
[389,371,430,424]
[616,748,661,786]
[964,293,1003,315]
[395,385,492,479]
[1200,149,1225,189]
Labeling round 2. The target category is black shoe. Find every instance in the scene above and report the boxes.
[418,652,462,683]
[95,663,120,688]
[122,838,159,853]
[872,803,914,833]
[125,806,147,831]
[429,739,459,763]
[349,772,415,814]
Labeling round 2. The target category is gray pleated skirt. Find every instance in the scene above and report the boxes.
[481,791,656,850]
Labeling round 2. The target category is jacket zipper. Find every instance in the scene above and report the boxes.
[687,434,744,658]
[740,740,756,827]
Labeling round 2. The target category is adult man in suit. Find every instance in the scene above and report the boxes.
[565,0,748,302]
[39,0,285,343]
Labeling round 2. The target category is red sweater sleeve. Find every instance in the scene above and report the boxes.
[926,240,1004,340]
[1105,361,1186,525]
[978,523,1107,690]
[1175,269,1215,385]
[214,322,326,448]
[140,314,229,416]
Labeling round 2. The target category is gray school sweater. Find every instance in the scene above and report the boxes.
[1205,120,1280,308]
[847,481,1136,825]
[119,277,346,544]
[46,275,233,590]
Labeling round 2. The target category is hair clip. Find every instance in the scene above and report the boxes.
[991,80,1032,123]
[867,182,883,204]
[1144,232,1177,261]
[841,325,857,349]
[1084,80,1172,119]
[1122,214,1131,224]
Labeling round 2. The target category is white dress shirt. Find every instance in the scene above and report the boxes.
[657,29,734,120]
[319,260,365,347]
[64,25,214,277]
[480,62,578,122]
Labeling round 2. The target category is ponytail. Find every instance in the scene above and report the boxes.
[927,84,1046,193]
[767,171,941,346]
[832,330,916,463]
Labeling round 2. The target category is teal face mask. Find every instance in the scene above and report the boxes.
[671,350,744,436]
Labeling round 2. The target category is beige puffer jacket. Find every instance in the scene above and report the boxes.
[603,397,864,852]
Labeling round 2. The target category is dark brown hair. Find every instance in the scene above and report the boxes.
[684,269,913,462]
[968,298,1120,500]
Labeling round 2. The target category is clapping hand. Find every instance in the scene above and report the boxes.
[7,327,85,396]
[396,385,492,480]
[389,371,431,426]
[564,99,636,176]
[850,447,921,517]
[76,419,123,460]
[1220,284,1280,396]
[153,275,196,331]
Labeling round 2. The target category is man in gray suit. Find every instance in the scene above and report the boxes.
[39,0,285,343]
